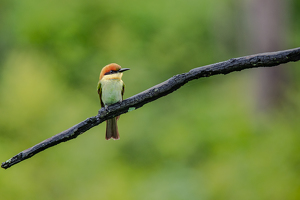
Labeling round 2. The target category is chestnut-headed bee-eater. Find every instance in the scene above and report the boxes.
[97,63,130,140]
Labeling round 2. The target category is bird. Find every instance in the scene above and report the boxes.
[97,63,130,140]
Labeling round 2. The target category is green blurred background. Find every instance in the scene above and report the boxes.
[1,0,300,199]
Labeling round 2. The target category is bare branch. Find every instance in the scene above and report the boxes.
[2,47,300,169]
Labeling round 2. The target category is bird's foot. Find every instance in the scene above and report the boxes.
[104,105,109,112]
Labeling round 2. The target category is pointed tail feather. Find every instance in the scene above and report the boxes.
[105,117,119,140]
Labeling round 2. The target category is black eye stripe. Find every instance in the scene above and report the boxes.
[105,70,117,75]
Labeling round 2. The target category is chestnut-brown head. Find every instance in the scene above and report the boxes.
[99,63,130,80]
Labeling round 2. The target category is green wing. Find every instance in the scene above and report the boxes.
[122,82,125,100]
[97,81,104,107]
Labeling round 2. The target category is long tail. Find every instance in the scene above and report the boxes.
[105,117,119,140]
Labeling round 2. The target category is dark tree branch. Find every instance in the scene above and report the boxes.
[2,47,300,169]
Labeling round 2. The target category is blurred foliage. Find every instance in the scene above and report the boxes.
[1,0,300,199]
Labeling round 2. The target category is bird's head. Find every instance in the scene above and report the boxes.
[99,63,130,80]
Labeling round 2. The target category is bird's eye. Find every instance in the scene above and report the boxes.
[108,70,114,74]
[105,70,116,75]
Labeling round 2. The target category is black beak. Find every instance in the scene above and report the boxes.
[118,68,130,73]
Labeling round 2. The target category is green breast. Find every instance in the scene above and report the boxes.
[100,79,123,105]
